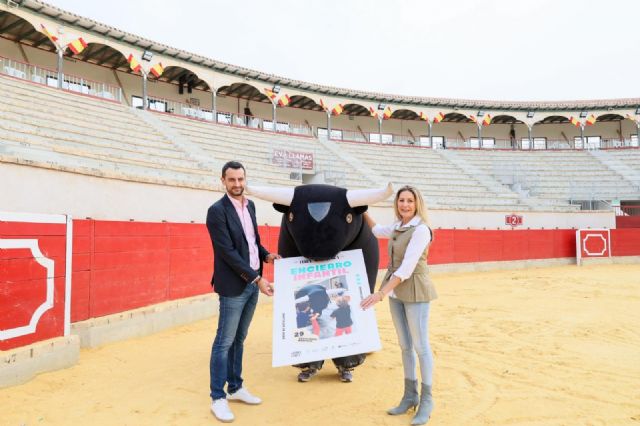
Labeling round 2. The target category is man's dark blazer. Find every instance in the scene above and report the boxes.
[206,194,270,297]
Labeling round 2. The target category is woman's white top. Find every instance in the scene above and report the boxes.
[372,216,432,296]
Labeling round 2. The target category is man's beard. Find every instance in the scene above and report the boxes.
[229,187,244,196]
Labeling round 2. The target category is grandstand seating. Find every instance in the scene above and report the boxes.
[0,74,210,188]
[156,112,375,189]
[453,150,640,203]
[2,73,638,212]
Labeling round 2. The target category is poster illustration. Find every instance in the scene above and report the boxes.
[272,249,382,367]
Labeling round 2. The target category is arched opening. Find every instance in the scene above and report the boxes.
[442,112,472,123]
[289,95,322,111]
[535,115,570,125]
[63,42,128,71]
[491,114,523,124]
[0,11,56,53]
[342,103,371,117]
[158,66,211,91]
[217,82,268,102]
[390,109,419,120]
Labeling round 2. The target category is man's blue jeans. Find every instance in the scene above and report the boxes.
[210,282,259,401]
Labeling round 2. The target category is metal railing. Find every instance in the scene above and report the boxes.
[614,205,640,216]
[146,95,312,137]
[1,55,122,102]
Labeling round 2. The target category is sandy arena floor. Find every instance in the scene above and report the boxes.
[1,264,639,426]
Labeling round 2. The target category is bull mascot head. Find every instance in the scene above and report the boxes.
[248,183,392,292]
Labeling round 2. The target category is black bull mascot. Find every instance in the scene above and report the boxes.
[248,183,392,382]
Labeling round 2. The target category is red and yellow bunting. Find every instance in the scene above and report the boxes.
[482,114,492,126]
[469,115,478,124]
[331,104,344,116]
[382,106,392,120]
[127,54,142,73]
[626,113,638,123]
[149,62,164,78]
[40,24,58,43]
[264,88,277,101]
[418,112,429,121]
[67,37,88,55]
[369,106,379,118]
[569,116,581,127]
[319,99,328,111]
[433,112,445,123]
[585,114,596,126]
[277,94,291,107]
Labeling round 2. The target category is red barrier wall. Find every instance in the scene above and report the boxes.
[1,219,68,350]
[616,216,640,229]
[3,219,640,352]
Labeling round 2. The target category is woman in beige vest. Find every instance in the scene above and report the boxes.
[361,185,437,425]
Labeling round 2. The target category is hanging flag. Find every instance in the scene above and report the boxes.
[319,99,328,111]
[264,88,277,101]
[149,62,164,78]
[127,54,142,73]
[569,116,581,127]
[482,114,492,126]
[40,24,58,43]
[585,114,596,126]
[67,37,88,55]
[469,115,478,124]
[382,106,392,120]
[418,112,429,121]
[626,113,638,123]
[368,106,379,118]
[433,112,445,123]
[277,94,291,107]
[331,104,344,116]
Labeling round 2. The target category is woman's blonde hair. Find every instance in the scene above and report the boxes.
[394,185,430,226]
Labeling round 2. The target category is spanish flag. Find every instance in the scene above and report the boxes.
[433,112,445,123]
[418,112,429,121]
[482,114,492,126]
[277,94,291,107]
[382,106,392,120]
[67,37,88,55]
[331,104,344,116]
[569,116,581,127]
[368,106,379,118]
[469,115,478,124]
[40,24,58,43]
[127,54,142,73]
[585,114,596,126]
[319,99,328,111]
[149,62,164,78]
[264,88,277,101]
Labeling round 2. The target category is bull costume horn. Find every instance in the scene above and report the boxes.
[346,182,394,207]
[246,185,295,206]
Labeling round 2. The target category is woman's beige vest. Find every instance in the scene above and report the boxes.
[382,224,437,303]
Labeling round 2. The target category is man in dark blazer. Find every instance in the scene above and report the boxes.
[206,160,280,423]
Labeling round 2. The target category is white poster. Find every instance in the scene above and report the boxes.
[272,249,382,367]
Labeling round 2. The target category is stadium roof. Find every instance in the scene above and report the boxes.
[7,0,640,111]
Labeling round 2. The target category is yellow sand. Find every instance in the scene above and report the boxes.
[2,264,639,426]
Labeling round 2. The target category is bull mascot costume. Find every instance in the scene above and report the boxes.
[248,183,392,382]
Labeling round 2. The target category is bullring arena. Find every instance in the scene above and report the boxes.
[1,1,639,425]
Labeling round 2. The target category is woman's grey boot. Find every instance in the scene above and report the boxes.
[411,383,434,425]
[387,379,419,415]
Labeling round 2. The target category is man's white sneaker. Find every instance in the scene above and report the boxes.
[211,398,234,423]
[227,387,262,405]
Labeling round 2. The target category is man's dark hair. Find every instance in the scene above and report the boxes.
[221,161,245,178]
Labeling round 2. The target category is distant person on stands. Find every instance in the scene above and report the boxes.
[206,160,281,423]
[362,185,437,425]
[244,106,253,127]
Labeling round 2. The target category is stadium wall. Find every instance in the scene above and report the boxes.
[0,163,616,229]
